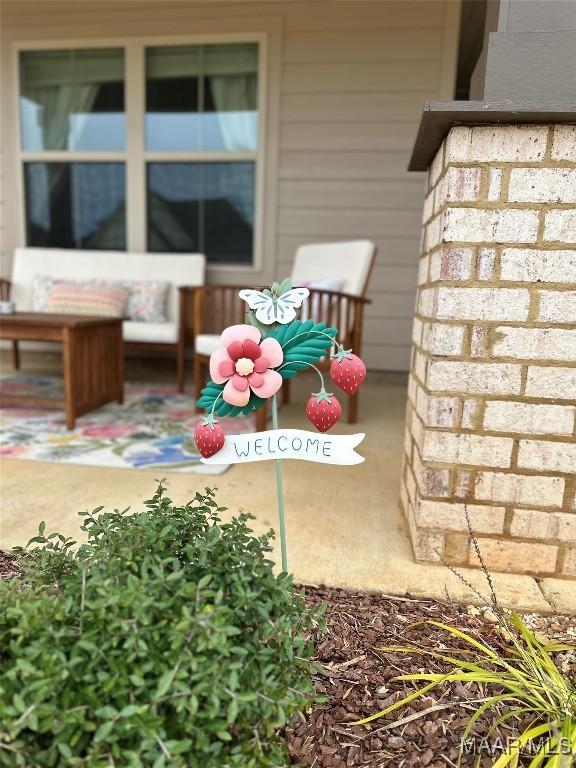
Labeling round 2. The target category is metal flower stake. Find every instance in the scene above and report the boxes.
[194,278,367,572]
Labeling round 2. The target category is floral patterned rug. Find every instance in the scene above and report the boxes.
[0,376,255,474]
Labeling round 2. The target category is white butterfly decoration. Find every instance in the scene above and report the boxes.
[239,287,310,325]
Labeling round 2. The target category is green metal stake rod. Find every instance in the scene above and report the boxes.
[271,393,288,572]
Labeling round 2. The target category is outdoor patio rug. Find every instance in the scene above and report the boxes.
[0,376,255,475]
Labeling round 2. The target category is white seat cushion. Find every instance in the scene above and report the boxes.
[123,321,178,344]
[291,240,375,296]
[195,333,221,356]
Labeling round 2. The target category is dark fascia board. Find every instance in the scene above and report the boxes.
[409,100,576,172]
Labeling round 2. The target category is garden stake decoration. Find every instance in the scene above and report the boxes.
[194,278,367,572]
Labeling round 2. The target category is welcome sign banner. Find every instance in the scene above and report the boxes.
[201,429,365,466]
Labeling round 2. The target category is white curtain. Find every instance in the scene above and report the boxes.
[28,83,98,151]
[210,73,257,151]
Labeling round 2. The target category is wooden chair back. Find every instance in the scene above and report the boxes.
[193,285,249,338]
[299,288,363,348]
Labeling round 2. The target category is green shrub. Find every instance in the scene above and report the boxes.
[0,483,321,767]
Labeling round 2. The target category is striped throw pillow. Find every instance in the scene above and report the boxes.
[45,282,128,318]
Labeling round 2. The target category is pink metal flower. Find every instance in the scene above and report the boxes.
[209,324,284,407]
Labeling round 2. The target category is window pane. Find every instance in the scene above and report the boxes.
[25,163,126,249]
[20,49,125,151]
[145,46,200,151]
[147,162,254,264]
[146,44,258,151]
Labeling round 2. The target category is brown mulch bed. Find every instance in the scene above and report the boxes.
[0,551,23,582]
[285,586,576,768]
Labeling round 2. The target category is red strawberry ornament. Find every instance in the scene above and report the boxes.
[194,415,225,458]
[330,349,366,395]
[305,389,342,433]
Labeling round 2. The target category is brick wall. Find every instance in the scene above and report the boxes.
[401,124,576,579]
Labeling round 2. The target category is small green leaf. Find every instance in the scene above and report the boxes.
[120,705,141,718]
[94,720,115,742]
[58,743,73,758]
[94,706,117,719]
[13,693,26,713]
[167,739,193,754]
[227,698,239,723]
[155,670,174,698]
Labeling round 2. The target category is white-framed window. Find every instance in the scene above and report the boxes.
[16,36,265,269]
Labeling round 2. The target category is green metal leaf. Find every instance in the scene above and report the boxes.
[276,276,293,295]
[269,319,337,379]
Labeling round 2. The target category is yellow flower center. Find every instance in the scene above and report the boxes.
[235,357,255,376]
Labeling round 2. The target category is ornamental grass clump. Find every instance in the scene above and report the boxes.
[357,613,576,766]
[0,483,321,767]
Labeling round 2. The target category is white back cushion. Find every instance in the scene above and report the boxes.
[290,240,375,297]
[11,248,205,323]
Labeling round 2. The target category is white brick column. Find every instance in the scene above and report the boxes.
[402,125,576,579]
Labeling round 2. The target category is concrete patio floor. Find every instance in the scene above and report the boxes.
[1,353,574,614]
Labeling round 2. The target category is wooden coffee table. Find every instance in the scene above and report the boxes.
[0,312,124,429]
